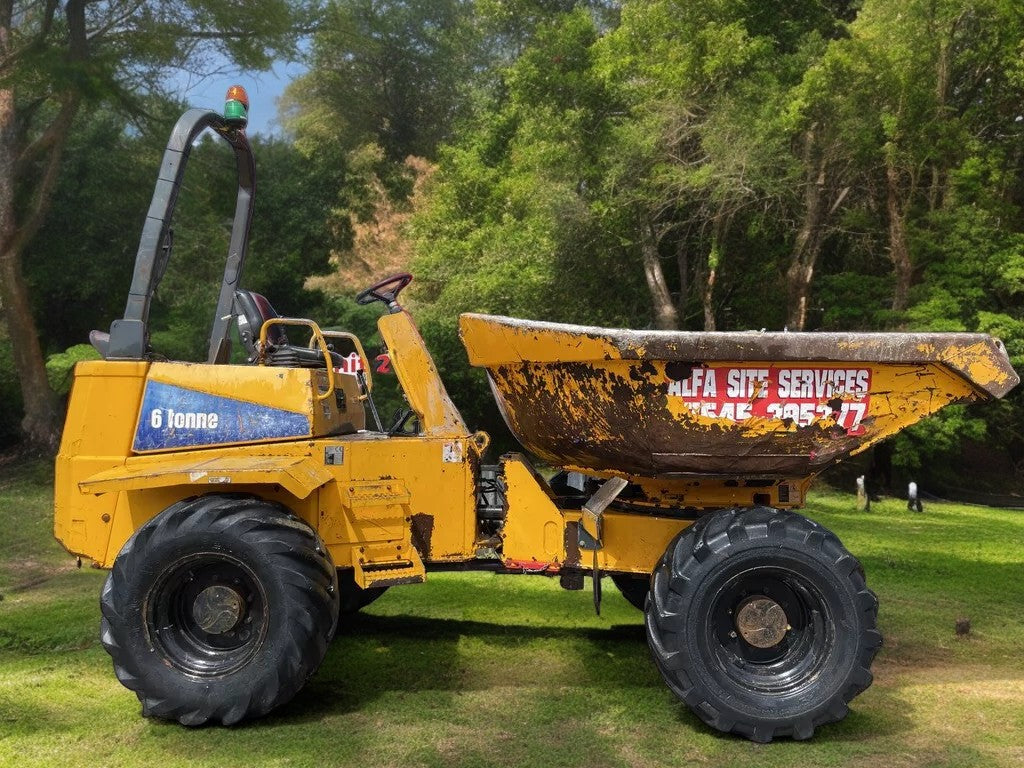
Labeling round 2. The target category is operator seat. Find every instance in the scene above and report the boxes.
[234,290,289,362]
[233,289,367,434]
[234,289,341,368]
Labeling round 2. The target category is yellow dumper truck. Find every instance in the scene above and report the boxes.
[54,91,1020,742]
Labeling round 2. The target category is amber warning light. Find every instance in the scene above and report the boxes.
[224,85,249,127]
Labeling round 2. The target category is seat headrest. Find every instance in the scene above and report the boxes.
[234,290,289,359]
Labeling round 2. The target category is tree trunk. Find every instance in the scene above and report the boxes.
[640,217,679,330]
[928,33,952,212]
[0,3,87,451]
[785,129,827,331]
[0,1,86,450]
[702,261,716,331]
[675,241,688,329]
[702,214,726,332]
[886,155,913,314]
[0,87,60,450]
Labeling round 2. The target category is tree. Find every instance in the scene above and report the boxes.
[592,0,861,331]
[281,0,1024,486]
[283,0,480,163]
[0,0,317,449]
[779,38,880,330]
[805,0,1024,322]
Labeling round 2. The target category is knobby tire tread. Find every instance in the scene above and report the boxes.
[647,506,881,743]
[99,494,338,726]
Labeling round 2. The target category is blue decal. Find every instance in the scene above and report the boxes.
[134,381,311,451]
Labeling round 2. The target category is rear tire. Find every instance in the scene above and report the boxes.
[100,494,339,726]
[610,573,649,611]
[646,507,881,742]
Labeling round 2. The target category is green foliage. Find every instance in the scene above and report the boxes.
[285,0,480,162]
[22,108,162,354]
[891,405,987,475]
[45,345,99,397]
[2,0,1022,485]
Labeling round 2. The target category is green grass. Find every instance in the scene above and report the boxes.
[1,463,1023,768]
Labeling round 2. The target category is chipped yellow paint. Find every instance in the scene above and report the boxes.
[258,317,337,402]
[568,509,690,574]
[380,311,467,436]
[940,340,1016,392]
[466,313,1018,480]
[79,454,333,499]
[57,433,480,570]
[500,455,697,574]
[485,356,987,477]
[660,360,975,436]
[609,475,814,510]
[500,456,564,568]
[460,312,621,366]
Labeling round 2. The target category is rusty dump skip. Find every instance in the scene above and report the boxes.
[459,314,1019,478]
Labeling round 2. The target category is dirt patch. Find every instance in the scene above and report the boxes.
[0,557,77,595]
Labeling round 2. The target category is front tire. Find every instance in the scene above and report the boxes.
[337,569,388,615]
[646,507,881,742]
[100,494,339,726]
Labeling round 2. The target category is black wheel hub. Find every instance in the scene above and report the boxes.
[706,567,830,695]
[147,554,268,677]
[193,585,244,634]
[735,596,789,648]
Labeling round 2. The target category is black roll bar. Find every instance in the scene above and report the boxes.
[105,108,255,363]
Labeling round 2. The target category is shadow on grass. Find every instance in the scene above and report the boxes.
[0,689,57,739]
[267,610,917,747]
[341,610,647,644]
[275,611,658,723]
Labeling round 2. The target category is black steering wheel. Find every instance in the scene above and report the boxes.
[356,273,413,309]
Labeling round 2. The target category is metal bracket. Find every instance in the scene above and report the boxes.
[577,476,629,616]
[579,476,628,550]
[577,525,600,551]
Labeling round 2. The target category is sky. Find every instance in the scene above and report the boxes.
[168,58,308,136]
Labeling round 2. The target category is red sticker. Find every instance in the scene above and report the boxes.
[667,366,871,434]
[334,351,364,375]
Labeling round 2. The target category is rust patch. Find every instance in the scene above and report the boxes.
[410,513,434,558]
[665,361,695,381]
[475,320,1018,480]
[504,558,558,572]
[630,360,658,382]
[564,521,581,568]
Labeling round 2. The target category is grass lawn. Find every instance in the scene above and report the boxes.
[1,460,1022,768]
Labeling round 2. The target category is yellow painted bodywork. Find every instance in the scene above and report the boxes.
[378,311,466,436]
[499,455,689,575]
[59,431,481,580]
[55,306,1019,588]
[55,318,478,587]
